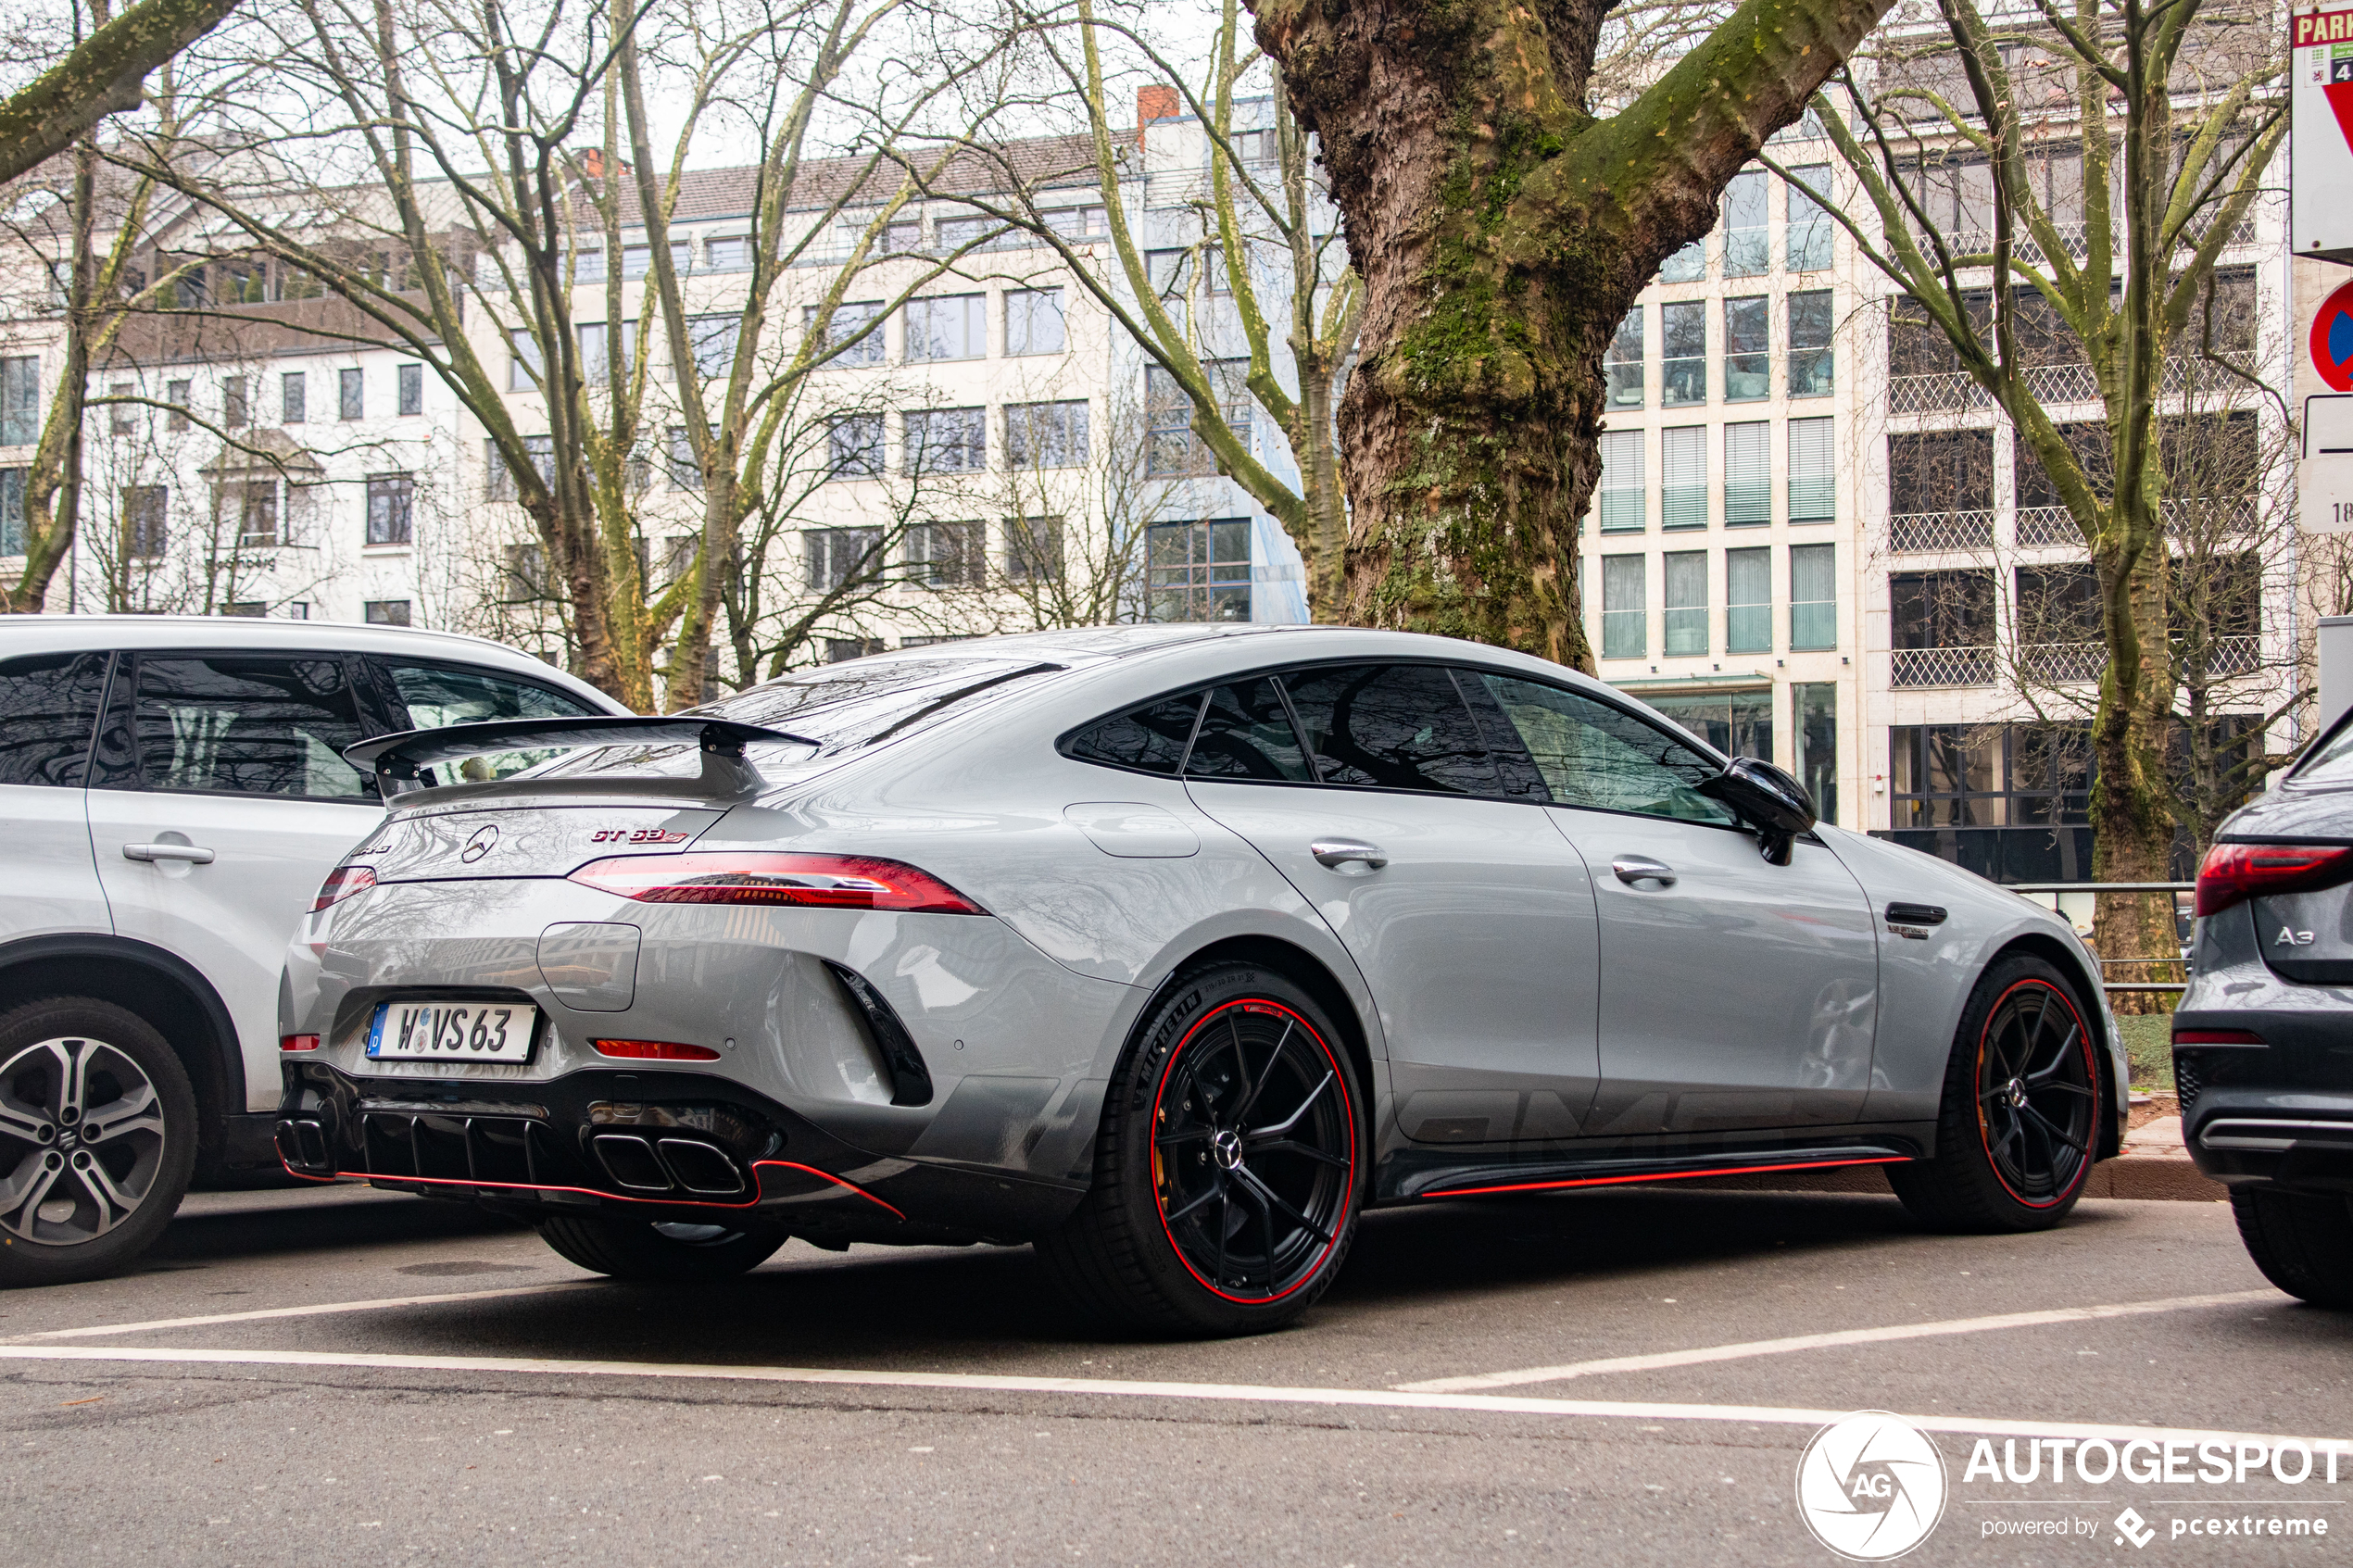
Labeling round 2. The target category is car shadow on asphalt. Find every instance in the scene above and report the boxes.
[140,1196,526,1269]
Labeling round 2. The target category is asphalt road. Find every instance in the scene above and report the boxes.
[1,1183,2347,1567]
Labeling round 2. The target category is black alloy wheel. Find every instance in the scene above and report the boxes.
[1149,997,1356,1304]
[1890,953,2104,1234]
[1038,962,1364,1336]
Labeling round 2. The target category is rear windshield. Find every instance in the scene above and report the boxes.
[2295,714,2353,788]
[522,658,1061,786]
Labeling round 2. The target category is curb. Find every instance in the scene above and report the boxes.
[1675,1156,2226,1203]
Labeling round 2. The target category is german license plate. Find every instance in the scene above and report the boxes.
[366,1000,538,1063]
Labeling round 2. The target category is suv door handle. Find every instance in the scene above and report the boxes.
[1612,856,1676,887]
[123,842,216,864]
[1311,839,1389,872]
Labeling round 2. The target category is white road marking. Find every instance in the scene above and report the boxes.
[0,1283,596,1345]
[1397,1289,2277,1393]
[0,1343,2339,1453]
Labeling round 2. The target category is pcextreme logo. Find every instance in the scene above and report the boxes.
[1795,1411,1949,1561]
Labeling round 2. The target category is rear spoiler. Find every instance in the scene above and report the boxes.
[345,716,816,799]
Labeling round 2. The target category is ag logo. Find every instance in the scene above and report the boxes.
[1794,1411,1947,1561]
[459,824,499,863]
[2275,926,2316,947]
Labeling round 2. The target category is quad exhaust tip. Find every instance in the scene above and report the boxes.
[590,1132,747,1195]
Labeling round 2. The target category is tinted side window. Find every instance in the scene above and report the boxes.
[1453,668,1551,804]
[0,652,108,787]
[1184,678,1312,782]
[1064,692,1204,775]
[1281,664,1497,795]
[132,655,371,799]
[379,659,600,784]
[1476,674,1733,824]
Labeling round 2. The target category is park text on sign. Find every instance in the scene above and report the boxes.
[2295,0,2353,264]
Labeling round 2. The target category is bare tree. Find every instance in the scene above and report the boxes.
[0,0,237,189]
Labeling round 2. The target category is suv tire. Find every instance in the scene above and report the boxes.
[536,1215,787,1280]
[0,997,197,1287]
[2230,1188,2353,1309]
[1037,962,1364,1337]
[1890,954,2103,1234]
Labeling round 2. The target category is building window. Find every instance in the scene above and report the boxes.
[280,372,306,424]
[1005,400,1088,469]
[804,527,882,590]
[1649,692,1771,761]
[1601,554,1645,659]
[1891,725,2092,833]
[1044,206,1108,240]
[1,358,39,445]
[1662,425,1706,530]
[1006,516,1063,583]
[1147,518,1252,622]
[397,363,422,416]
[909,521,986,587]
[1789,416,1834,522]
[365,474,414,546]
[364,599,412,626]
[706,235,749,270]
[1597,429,1644,533]
[120,485,166,558]
[486,434,555,501]
[1726,546,1770,654]
[338,368,362,420]
[1604,307,1643,408]
[574,246,605,283]
[687,315,737,380]
[1006,288,1066,356]
[222,376,249,431]
[825,415,884,479]
[1721,169,1769,277]
[1724,421,1769,526]
[509,329,542,392]
[805,301,885,367]
[1789,543,1837,650]
[167,380,192,432]
[1723,296,1769,401]
[1661,302,1705,406]
[220,600,266,618]
[1146,361,1250,476]
[1889,568,1996,689]
[109,382,134,435]
[620,242,686,279]
[1794,682,1836,822]
[905,294,986,361]
[903,407,986,474]
[1659,240,1705,284]
[1889,430,1995,549]
[826,637,885,663]
[1788,290,1833,397]
[0,468,25,554]
[219,479,279,546]
[502,543,545,600]
[2015,562,2103,672]
[1663,549,1708,657]
[577,320,633,385]
[1787,166,1834,272]
[667,425,704,491]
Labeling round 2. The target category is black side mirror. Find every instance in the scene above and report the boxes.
[1697,757,1818,866]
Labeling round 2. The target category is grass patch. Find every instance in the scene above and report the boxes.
[2114,1013,2173,1092]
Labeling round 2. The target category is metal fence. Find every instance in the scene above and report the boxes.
[2001,880,2193,994]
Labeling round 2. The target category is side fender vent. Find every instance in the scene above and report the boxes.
[823,960,935,1108]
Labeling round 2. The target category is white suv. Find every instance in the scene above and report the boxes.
[0,616,620,1285]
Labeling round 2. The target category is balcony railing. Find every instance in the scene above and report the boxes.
[1888,372,1993,415]
[2014,506,2080,547]
[2192,634,2260,679]
[1891,509,1996,552]
[1892,646,1997,687]
[2021,642,2104,683]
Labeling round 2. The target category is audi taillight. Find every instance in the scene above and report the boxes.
[2171,1027,2265,1046]
[567,852,985,913]
[280,1034,321,1053]
[591,1039,722,1061]
[311,865,378,912]
[2193,842,2353,918]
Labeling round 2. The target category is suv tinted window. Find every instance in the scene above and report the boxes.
[131,655,371,799]
[1282,664,1496,794]
[0,652,108,786]
[1474,673,1732,823]
[1064,693,1203,775]
[1185,678,1312,782]
[377,658,599,784]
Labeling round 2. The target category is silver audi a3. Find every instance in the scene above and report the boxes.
[277,625,2126,1334]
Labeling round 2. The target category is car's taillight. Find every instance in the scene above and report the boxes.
[312,865,378,912]
[591,1038,722,1061]
[566,852,985,913]
[2192,842,2353,917]
[280,1034,321,1052]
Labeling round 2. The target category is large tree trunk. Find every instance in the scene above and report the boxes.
[1252,0,1894,666]
[2091,520,2183,1012]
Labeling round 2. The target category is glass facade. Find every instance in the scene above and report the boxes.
[1724,421,1769,526]
[1598,429,1644,532]
[1661,302,1705,406]
[1605,307,1643,408]
[1795,683,1837,823]
[1788,290,1834,397]
[1723,297,1769,401]
[1789,543,1836,650]
[1662,426,1707,530]
[1649,691,1772,763]
[1602,555,1645,659]
[1663,550,1707,656]
[1148,519,1252,622]
[1726,546,1769,654]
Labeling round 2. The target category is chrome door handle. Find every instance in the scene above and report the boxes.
[123,842,216,864]
[1311,839,1389,872]
[1612,856,1676,887]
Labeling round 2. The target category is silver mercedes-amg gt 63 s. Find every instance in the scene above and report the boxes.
[277,625,2126,1334]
